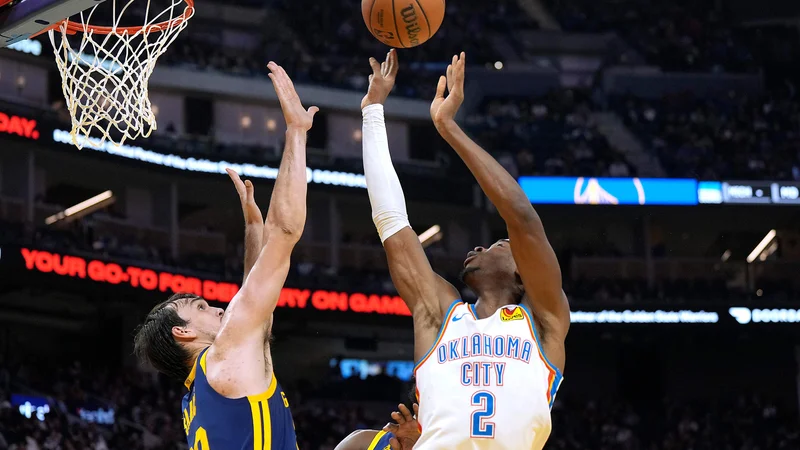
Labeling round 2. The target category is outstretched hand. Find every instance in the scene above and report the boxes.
[362,49,399,109]
[268,61,319,132]
[430,52,466,128]
[384,403,421,450]
[226,168,263,226]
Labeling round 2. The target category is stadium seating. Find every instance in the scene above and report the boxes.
[611,90,800,180]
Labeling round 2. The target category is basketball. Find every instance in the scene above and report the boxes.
[362,0,445,48]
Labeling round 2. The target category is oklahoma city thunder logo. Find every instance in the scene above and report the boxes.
[500,306,524,322]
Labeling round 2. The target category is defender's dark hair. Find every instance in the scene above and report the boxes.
[133,293,200,382]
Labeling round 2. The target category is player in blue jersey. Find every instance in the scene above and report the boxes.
[336,403,420,450]
[133,62,318,450]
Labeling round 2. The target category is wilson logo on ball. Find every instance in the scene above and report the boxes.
[400,5,421,46]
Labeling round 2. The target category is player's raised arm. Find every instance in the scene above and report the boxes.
[211,62,318,357]
[361,49,459,321]
[226,169,266,283]
[431,53,570,368]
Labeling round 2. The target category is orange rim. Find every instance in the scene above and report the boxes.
[36,0,193,36]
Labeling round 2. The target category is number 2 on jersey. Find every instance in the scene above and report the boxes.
[470,391,496,438]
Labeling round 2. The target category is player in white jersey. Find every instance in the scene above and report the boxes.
[360,50,570,450]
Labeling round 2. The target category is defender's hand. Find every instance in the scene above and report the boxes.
[226,168,263,226]
[268,62,319,132]
[361,49,399,110]
[431,52,466,128]
[384,403,421,450]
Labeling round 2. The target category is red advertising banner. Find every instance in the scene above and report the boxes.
[19,248,411,316]
[0,112,40,140]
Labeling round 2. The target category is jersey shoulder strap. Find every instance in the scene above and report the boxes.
[184,347,210,389]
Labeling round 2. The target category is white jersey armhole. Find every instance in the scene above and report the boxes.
[414,300,463,373]
[519,303,564,409]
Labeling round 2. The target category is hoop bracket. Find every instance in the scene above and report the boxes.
[1,0,108,47]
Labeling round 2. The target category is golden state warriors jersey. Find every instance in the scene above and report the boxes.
[367,430,395,450]
[182,348,298,450]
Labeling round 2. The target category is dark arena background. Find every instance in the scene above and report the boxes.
[1,0,800,448]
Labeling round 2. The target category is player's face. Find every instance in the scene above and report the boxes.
[461,239,518,283]
[172,297,224,343]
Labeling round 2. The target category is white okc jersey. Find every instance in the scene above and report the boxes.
[414,302,563,450]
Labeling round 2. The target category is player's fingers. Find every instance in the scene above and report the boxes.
[389,437,401,450]
[268,72,288,106]
[307,106,319,119]
[413,403,419,417]
[434,76,446,99]
[226,167,240,181]
[383,422,398,433]
[268,61,289,80]
[398,404,413,422]
[456,52,466,86]
[244,180,254,201]
[276,64,292,81]
[268,62,296,97]
[268,62,290,91]
[226,168,246,198]
[388,48,399,76]
[369,57,381,75]
[447,65,457,91]
[268,71,296,110]
[268,72,283,95]
[391,411,405,424]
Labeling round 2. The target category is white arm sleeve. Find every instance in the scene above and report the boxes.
[362,104,411,243]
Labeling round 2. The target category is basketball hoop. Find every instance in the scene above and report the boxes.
[47,0,194,149]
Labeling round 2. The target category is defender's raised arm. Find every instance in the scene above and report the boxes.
[226,169,265,283]
[209,62,318,371]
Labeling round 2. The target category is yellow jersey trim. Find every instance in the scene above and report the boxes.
[248,398,263,450]
[199,351,209,374]
[184,348,207,389]
[247,395,272,450]
[247,374,278,450]
[367,430,388,450]
[184,362,197,389]
[184,348,212,389]
[248,373,278,402]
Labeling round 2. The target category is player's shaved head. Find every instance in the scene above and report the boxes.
[134,293,199,381]
[460,239,524,304]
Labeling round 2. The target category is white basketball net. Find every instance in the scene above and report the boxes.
[48,0,193,149]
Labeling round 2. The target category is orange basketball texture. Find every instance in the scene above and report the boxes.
[362,0,446,48]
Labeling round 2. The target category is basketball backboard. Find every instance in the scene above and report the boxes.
[0,0,106,47]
